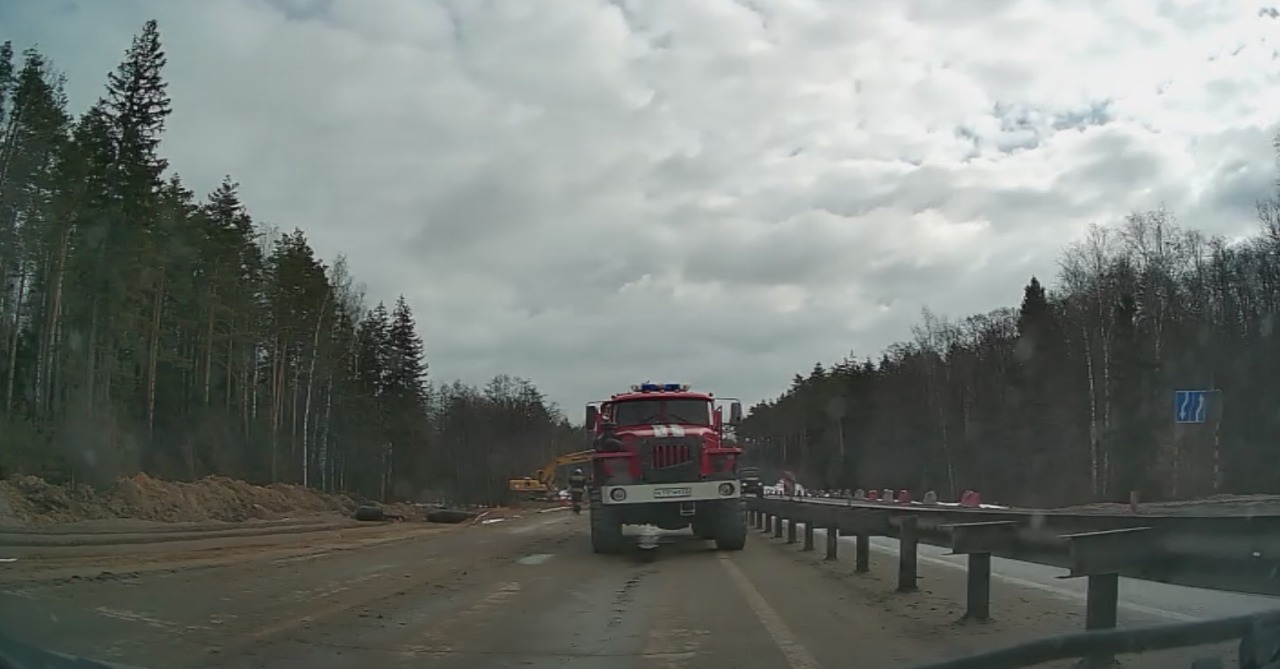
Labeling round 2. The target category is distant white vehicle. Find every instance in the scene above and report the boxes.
[764,481,806,497]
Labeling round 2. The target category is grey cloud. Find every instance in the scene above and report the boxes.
[6,0,1276,410]
[263,0,334,22]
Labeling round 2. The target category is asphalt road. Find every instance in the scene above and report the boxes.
[0,509,1252,669]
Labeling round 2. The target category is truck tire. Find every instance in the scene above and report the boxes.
[713,501,747,551]
[589,497,624,554]
[426,509,475,524]
[353,505,386,521]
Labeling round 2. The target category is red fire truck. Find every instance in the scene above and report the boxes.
[584,383,748,554]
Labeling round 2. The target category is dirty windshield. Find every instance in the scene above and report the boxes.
[4,4,1280,669]
[613,399,713,426]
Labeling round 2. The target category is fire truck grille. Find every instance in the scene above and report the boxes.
[638,436,701,484]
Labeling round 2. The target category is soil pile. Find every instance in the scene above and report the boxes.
[0,473,361,525]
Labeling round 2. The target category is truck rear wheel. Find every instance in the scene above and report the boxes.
[589,497,624,554]
[713,501,747,551]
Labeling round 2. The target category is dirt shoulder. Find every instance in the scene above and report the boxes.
[0,507,564,583]
[0,472,540,582]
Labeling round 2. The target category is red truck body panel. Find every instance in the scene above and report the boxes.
[587,387,742,484]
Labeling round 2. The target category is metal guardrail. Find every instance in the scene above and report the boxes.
[744,497,1280,668]
[756,495,1280,596]
[907,610,1280,669]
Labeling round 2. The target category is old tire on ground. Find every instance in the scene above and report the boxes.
[354,505,386,521]
[589,497,624,554]
[426,509,476,524]
[712,501,747,551]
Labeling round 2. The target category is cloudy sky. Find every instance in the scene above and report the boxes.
[5,0,1279,414]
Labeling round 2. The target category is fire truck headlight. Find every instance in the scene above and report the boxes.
[718,483,735,496]
[609,488,627,502]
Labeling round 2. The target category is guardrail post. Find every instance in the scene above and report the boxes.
[897,515,919,593]
[855,535,870,573]
[1064,526,1156,667]
[825,523,839,560]
[773,514,784,538]
[944,521,1019,622]
[802,521,815,551]
[787,517,797,544]
[759,512,770,532]
[837,511,890,575]
[1086,573,1119,630]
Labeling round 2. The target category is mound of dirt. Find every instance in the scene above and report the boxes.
[0,473,365,525]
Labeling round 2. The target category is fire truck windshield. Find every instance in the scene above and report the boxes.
[611,399,712,426]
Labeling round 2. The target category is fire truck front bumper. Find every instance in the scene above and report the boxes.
[600,480,741,505]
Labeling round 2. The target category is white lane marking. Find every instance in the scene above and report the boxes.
[718,554,821,669]
[94,607,173,629]
[518,553,554,565]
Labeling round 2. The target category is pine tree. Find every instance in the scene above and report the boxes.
[104,19,171,197]
[386,295,427,404]
[0,22,578,502]
[0,45,73,478]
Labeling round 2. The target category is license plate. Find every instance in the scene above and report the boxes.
[654,487,692,499]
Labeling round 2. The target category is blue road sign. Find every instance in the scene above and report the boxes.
[1174,390,1209,424]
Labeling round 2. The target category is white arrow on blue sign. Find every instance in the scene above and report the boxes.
[1173,390,1209,424]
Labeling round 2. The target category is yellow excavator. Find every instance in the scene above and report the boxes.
[508,449,595,499]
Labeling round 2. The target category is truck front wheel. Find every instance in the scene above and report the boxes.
[712,501,747,551]
[590,497,624,554]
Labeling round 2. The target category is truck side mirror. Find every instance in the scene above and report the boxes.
[729,401,743,425]
[585,405,599,430]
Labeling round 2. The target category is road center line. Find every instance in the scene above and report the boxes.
[718,554,821,669]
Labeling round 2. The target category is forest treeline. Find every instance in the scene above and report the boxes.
[742,171,1280,506]
[0,22,579,504]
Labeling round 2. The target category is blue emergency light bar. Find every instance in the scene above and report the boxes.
[631,383,691,392]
